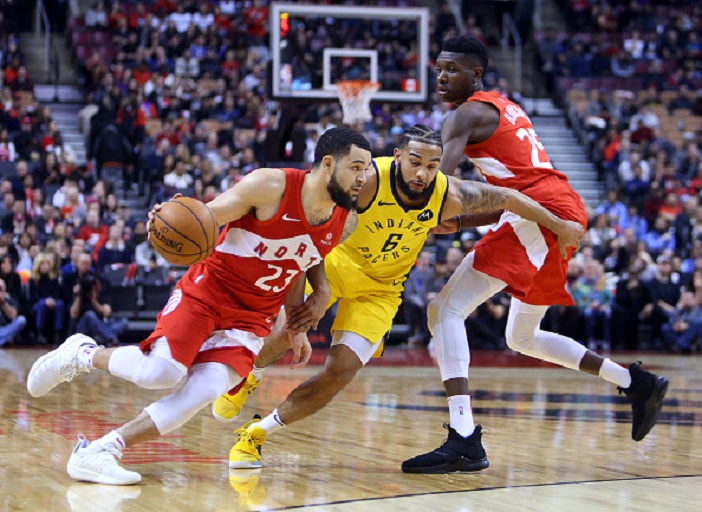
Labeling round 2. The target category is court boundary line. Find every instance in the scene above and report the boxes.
[265,473,702,510]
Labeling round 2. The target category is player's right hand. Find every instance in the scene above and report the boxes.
[147,193,182,239]
[555,220,585,258]
[288,331,312,368]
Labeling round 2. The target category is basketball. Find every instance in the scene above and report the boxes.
[150,197,219,266]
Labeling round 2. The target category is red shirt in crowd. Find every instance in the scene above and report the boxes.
[78,224,109,249]
[108,11,128,31]
[154,0,177,15]
[214,13,232,32]
[245,6,268,38]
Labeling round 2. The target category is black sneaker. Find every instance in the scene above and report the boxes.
[401,425,489,474]
[618,361,669,442]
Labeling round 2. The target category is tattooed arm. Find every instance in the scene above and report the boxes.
[459,179,555,221]
[442,176,584,257]
[431,211,504,234]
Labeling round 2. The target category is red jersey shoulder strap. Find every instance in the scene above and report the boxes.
[277,168,306,220]
[279,168,349,240]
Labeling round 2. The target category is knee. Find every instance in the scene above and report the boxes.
[427,289,471,326]
[426,298,442,328]
[198,382,227,404]
[82,310,99,322]
[505,326,535,353]
[137,358,186,390]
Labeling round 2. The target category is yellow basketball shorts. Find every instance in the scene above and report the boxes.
[304,261,402,356]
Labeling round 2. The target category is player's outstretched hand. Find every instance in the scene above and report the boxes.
[286,289,329,333]
[146,193,183,238]
[288,332,312,368]
[555,220,585,258]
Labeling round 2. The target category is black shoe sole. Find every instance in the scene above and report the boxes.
[401,457,489,474]
[633,376,669,442]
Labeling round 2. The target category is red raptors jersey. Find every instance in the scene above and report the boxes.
[464,91,567,189]
[464,91,586,225]
[178,168,349,336]
[465,91,587,306]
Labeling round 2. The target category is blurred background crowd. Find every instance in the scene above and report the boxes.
[0,0,700,354]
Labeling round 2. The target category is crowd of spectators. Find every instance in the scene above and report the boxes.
[1,1,700,353]
[2,0,471,348]
[0,1,187,347]
[67,1,528,350]
[69,1,505,198]
[541,1,702,93]
[504,0,702,352]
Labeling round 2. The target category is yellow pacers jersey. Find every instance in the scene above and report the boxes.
[317,157,448,348]
[326,156,449,289]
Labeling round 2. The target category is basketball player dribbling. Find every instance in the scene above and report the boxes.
[25,127,372,485]
[402,36,669,474]
[213,125,585,470]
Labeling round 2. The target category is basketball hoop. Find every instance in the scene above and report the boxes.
[337,80,381,125]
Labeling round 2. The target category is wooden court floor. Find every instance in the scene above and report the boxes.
[0,348,700,511]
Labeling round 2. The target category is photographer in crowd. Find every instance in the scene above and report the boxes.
[69,272,127,347]
[0,277,27,347]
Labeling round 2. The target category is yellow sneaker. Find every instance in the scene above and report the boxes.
[212,373,262,423]
[229,468,266,507]
[229,417,267,469]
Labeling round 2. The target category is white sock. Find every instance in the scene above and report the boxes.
[250,366,264,382]
[77,345,99,369]
[98,430,126,451]
[255,408,286,436]
[599,359,632,388]
[448,395,475,437]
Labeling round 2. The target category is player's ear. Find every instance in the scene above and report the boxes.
[473,66,483,82]
[322,155,335,175]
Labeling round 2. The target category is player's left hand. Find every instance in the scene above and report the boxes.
[288,331,312,368]
[286,290,329,333]
[555,220,585,258]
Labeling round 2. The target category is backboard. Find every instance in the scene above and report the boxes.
[270,3,430,102]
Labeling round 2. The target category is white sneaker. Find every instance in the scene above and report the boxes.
[67,434,141,485]
[27,334,98,397]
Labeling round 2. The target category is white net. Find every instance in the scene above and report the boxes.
[337,81,381,124]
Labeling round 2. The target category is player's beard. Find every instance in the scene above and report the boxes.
[327,166,358,210]
[395,161,435,201]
